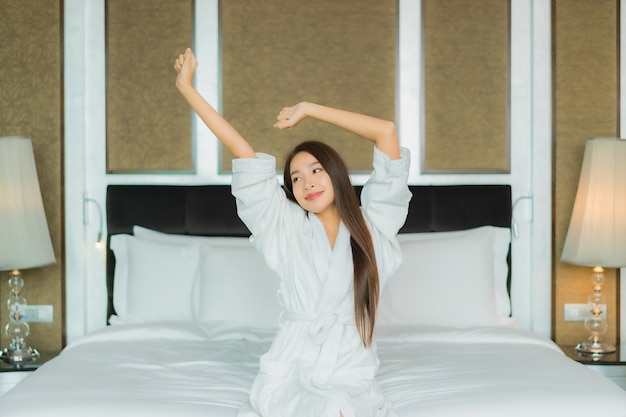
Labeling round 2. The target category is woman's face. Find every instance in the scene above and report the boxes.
[288,151,336,215]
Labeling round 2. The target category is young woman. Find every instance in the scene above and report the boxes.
[175,48,411,417]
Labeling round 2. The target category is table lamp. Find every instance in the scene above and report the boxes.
[0,136,56,365]
[561,137,626,354]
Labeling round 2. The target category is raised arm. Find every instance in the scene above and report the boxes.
[274,102,401,160]
[174,48,256,159]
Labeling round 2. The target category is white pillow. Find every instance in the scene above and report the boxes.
[132,226,282,327]
[377,226,511,328]
[133,225,249,247]
[109,234,201,323]
[197,244,282,326]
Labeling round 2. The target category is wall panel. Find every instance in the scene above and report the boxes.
[219,0,397,172]
[422,0,510,173]
[0,0,63,352]
[553,0,619,346]
[106,0,194,173]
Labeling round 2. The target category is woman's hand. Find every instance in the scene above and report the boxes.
[174,48,198,91]
[274,102,308,130]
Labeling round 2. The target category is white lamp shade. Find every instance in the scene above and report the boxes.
[561,137,626,268]
[0,136,56,270]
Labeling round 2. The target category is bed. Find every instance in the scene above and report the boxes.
[0,184,624,416]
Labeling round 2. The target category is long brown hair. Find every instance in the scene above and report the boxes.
[283,141,379,347]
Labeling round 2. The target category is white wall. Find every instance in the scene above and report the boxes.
[65,0,553,344]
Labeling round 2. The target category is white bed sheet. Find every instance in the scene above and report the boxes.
[0,322,624,417]
[376,326,626,416]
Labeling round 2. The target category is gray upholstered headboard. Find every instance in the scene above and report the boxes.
[106,184,512,319]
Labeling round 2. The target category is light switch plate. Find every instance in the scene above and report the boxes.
[564,303,607,322]
[24,305,54,323]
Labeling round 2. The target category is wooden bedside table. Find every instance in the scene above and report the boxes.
[0,350,59,398]
[560,344,626,390]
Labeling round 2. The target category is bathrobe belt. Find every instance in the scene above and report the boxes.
[283,310,355,388]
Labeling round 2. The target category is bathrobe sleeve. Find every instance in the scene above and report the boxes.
[360,147,412,286]
[231,153,307,273]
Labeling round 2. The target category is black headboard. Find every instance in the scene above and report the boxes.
[106,184,512,319]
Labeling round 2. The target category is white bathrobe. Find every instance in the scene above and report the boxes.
[232,147,411,417]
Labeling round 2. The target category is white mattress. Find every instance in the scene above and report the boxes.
[0,322,624,416]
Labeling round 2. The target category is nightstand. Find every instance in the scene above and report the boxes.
[0,350,59,398]
[560,344,626,390]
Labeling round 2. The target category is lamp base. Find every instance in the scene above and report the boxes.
[575,341,616,355]
[0,346,40,366]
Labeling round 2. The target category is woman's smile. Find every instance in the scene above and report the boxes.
[306,191,323,200]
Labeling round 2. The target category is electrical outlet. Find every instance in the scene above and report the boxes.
[564,303,607,322]
[23,305,53,323]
